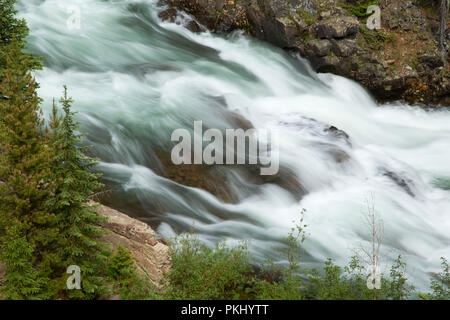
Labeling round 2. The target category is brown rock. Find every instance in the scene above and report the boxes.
[185,20,203,33]
[158,8,177,23]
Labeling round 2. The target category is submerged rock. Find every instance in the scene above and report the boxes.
[155,148,306,204]
[381,170,415,197]
[158,7,204,33]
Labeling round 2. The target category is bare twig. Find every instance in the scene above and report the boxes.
[352,194,384,299]
[88,188,112,201]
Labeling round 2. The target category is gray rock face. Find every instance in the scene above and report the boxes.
[263,16,302,48]
[331,39,357,57]
[260,0,318,17]
[160,0,449,105]
[305,39,332,57]
[313,16,359,39]
[245,0,317,47]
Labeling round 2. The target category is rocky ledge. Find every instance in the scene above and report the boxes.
[159,0,449,105]
[96,203,170,287]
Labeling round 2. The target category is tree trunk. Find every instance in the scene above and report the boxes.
[439,0,449,51]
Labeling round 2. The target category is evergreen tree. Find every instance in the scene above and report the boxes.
[0,0,28,45]
[0,225,47,299]
[0,2,111,300]
[0,0,41,79]
[0,40,56,299]
[46,86,109,299]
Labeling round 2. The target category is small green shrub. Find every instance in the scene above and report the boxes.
[249,210,309,300]
[306,255,414,300]
[253,275,303,300]
[342,0,380,18]
[165,235,252,300]
[107,247,135,280]
[295,9,316,26]
[428,257,449,300]
[359,26,395,50]
[107,246,161,300]
[382,255,415,300]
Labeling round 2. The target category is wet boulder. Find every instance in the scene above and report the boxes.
[158,8,177,23]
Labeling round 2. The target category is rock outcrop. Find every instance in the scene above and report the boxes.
[96,204,170,287]
[159,0,449,105]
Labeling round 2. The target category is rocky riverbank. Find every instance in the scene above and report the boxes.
[158,0,449,105]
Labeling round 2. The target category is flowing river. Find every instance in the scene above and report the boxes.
[18,0,450,290]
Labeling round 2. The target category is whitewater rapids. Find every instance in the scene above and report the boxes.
[18,0,450,290]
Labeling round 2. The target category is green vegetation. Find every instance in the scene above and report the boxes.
[0,0,41,77]
[0,0,111,300]
[44,87,110,299]
[359,26,395,50]
[251,211,308,300]
[166,231,447,300]
[0,44,110,298]
[165,236,252,299]
[107,247,161,300]
[0,40,55,299]
[110,211,448,300]
[295,9,316,26]
[341,0,379,18]
[0,0,27,45]
[305,254,415,300]
[424,257,450,300]
[119,230,448,300]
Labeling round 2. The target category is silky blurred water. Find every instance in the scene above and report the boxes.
[18,0,450,290]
